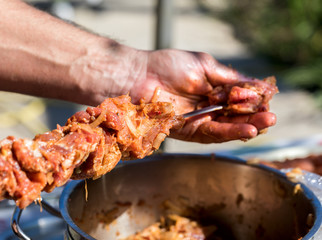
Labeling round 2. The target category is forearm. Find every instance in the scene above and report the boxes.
[0,0,143,105]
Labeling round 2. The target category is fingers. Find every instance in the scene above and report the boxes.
[197,52,254,86]
[170,121,257,143]
[196,112,276,143]
[216,112,277,132]
[195,121,258,143]
[170,112,276,143]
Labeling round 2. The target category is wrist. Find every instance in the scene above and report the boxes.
[69,39,148,105]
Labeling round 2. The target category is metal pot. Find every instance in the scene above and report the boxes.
[12,154,322,239]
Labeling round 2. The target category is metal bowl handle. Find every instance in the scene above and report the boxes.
[41,200,62,218]
[11,206,31,240]
[11,200,62,240]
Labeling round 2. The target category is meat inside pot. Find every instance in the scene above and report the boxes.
[97,199,230,240]
[123,214,218,240]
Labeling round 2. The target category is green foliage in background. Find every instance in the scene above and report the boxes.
[207,0,322,105]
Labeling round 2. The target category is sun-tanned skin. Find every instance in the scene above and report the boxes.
[0,0,276,144]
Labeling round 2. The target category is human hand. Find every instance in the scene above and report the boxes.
[0,0,275,144]
[66,43,276,144]
[129,49,276,143]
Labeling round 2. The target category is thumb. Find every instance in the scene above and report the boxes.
[200,54,254,86]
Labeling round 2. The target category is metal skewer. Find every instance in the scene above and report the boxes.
[182,105,223,118]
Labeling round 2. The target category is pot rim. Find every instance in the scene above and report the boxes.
[59,153,322,240]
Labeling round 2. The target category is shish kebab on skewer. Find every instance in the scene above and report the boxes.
[0,76,278,208]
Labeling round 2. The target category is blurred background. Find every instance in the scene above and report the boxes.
[1,0,322,236]
[0,0,322,153]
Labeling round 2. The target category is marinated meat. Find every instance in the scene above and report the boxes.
[208,76,278,115]
[124,214,217,240]
[260,154,322,176]
[0,95,183,208]
[122,199,218,240]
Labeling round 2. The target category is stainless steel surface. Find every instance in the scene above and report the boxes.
[58,154,322,240]
[11,207,31,240]
[4,188,64,240]
[10,200,63,240]
[4,215,65,240]
[182,105,223,118]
